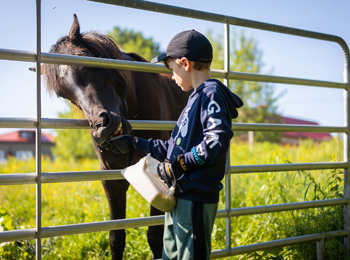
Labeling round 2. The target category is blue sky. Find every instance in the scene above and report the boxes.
[0,0,349,135]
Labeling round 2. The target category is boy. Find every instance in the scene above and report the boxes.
[103,30,243,259]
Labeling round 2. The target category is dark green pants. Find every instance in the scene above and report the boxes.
[162,198,218,260]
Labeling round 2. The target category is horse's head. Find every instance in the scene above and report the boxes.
[43,14,132,146]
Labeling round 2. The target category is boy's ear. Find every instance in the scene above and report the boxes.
[180,57,191,71]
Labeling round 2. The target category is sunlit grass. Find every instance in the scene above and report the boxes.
[0,138,345,259]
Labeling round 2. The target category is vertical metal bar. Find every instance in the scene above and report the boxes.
[223,22,232,256]
[35,0,42,259]
[316,239,324,260]
[344,44,350,257]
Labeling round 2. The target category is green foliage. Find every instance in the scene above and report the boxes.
[208,29,283,142]
[0,139,346,259]
[108,27,161,61]
[0,206,15,232]
[52,105,97,161]
[0,206,35,260]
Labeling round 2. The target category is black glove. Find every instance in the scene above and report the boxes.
[157,162,175,186]
[157,155,187,185]
[101,135,136,154]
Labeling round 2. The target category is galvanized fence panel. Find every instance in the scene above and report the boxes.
[0,0,349,259]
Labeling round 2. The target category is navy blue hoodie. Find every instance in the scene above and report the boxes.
[137,79,243,203]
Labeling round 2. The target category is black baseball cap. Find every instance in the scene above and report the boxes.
[151,30,213,63]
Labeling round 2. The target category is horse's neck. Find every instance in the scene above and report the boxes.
[126,78,138,119]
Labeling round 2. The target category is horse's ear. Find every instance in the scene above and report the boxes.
[69,14,80,41]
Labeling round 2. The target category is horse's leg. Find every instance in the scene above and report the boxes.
[148,206,164,259]
[102,179,130,260]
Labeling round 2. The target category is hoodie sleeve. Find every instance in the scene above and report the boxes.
[136,137,169,162]
[182,87,234,170]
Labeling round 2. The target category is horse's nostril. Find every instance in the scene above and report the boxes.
[95,123,102,130]
[99,112,111,127]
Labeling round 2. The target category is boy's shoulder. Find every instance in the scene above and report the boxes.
[197,79,243,119]
[200,79,227,95]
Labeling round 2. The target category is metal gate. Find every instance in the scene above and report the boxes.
[0,0,349,259]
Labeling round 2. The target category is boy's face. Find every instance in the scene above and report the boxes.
[166,58,192,92]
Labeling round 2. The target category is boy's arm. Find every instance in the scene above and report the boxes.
[136,137,170,162]
[101,135,170,162]
[176,90,234,174]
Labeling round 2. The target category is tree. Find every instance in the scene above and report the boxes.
[52,106,97,161]
[208,29,283,142]
[108,27,161,61]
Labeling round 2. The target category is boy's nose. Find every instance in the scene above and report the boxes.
[172,74,175,81]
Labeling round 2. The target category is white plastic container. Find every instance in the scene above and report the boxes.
[121,154,176,212]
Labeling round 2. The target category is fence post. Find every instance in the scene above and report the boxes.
[316,239,324,260]
[343,40,350,258]
[35,0,42,259]
[223,22,232,256]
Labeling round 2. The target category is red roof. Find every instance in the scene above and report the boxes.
[0,130,55,143]
[281,116,332,141]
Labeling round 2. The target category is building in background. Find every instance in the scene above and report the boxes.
[239,116,333,145]
[0,130,55,162]
[281,116,333,145]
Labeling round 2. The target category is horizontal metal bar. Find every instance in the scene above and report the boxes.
[90,0,349,52]
[0,229,37,243]
[1,162,347,186]
[128,120,175,131]
[230,161,349,174]
[0,173,37,185]
[229,71,348,89]
[211,230,349,258]
[2,207,347,243]
[40,118,175,130]
[40,52,350,89]
[0,117,37,128]
[41,52,170,74]
[41,215,164,238]
[0,48,347,90]
[39,53,350,90]
[216,198,349,218]
[0,170,124,186]
[0,48,36,62]
[210,69,348,89]
[0,118,347,133]
[41,118,89,129]
[41,170,124,183]
[0,216,164,243]
[2,227,347,257]
[232,122,348,133]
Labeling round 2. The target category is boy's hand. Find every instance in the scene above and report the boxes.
[101,135,136,154]
[157,162,175,185]
[157,155,187,185]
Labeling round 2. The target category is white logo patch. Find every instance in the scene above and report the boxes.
[206,101,222,149]
[208,101,221,115]
[180,115,189,137]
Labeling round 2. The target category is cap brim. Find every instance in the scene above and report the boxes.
[151,52,167,63]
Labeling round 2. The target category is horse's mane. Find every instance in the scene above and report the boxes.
[44,30,131,97]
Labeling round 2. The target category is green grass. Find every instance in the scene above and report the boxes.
[0,138,346,259]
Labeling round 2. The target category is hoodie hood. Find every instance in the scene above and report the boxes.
[197,79,243,119]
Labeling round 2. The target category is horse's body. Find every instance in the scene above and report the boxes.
[43,14,189,259]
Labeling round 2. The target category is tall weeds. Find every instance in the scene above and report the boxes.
[0,138,345,259]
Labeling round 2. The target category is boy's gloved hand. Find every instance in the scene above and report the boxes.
[157,155,187,185]
[157,162,175,185]
[101,135,136,154]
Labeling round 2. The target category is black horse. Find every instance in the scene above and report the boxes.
[43,14,189,259]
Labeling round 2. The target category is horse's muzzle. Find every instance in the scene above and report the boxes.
[92,115,132,146]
